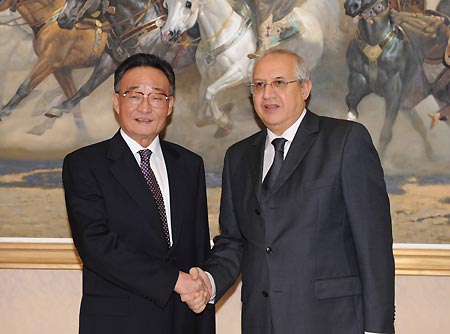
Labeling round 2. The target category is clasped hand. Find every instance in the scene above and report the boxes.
[174,267,212,313]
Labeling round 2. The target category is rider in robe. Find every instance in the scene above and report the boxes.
[246,0,297,58]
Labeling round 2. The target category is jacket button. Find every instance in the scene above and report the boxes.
[265,247,272,254]
[262,291,268,297]
[255,208,260,215]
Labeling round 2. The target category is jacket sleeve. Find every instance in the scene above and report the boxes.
[204,149,244,301]
[341,123,395,333]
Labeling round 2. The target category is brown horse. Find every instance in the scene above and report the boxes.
[0,0,108,134]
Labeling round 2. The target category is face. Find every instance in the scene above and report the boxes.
[252,53,312,136]
[113,66,174,147]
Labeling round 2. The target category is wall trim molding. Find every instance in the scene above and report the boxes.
[0,240,81,269]
[393,245,450,276]
[1,240,450,275]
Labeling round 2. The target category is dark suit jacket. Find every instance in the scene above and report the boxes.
[63,131,215,334]
[205,111,395,334]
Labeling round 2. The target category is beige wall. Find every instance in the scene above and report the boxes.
[1,270,449,334]
[0,269,80,334]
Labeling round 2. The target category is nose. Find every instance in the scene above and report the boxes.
[350,2,360,12]
[57,12,74,29]
[344,0,361,17]
[262,83,276,99]
[161,29,182,44]
[137,97,152,113]
[57,12,67,25]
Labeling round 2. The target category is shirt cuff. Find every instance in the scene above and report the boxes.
[205,271,216,304]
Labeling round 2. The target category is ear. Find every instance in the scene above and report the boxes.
[301,80,312,101]
[113,93,120,115]
[167,96,175,117]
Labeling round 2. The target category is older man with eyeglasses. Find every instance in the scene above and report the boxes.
[62,53,215,334]
[183,49,395,334]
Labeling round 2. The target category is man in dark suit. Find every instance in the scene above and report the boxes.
[63,53,214,334]
[184,49,395,333]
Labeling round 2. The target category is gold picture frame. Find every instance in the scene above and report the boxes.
[1,240,450,276]
[1,1,449,275]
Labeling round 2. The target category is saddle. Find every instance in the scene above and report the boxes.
[388,0,425,13]
[270,10,305,47]
[391,9,450,65]
[391,10,448,40]
[250,8,305,58]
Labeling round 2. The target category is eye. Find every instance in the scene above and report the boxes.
[151,95,164,102]
[185,1,192,9]
[126,91,142,99]
[273,80,286,88]
[254,82,265,89]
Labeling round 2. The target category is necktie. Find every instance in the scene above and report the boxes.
[263,138,287,192]
[138,149,171,246]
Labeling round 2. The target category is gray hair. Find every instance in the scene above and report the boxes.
[253,49,311,82]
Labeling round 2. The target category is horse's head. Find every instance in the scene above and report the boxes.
[344,0,387,18]
[57,0,104,30]
[160,0,200,44]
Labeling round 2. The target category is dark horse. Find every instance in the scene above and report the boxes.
[45,0,196,119]
[344,0,450,157]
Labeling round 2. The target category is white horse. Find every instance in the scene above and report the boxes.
[161,0,256,137]
[161,0,344,136]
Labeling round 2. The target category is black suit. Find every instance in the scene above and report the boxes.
[205,111,395,333]
[63,131,214,334]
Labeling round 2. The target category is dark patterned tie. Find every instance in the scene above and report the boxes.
[263,138,287,192]
[138,149,171,246]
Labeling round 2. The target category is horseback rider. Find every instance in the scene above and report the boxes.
[246,0,297,58]
[390,0,450,127]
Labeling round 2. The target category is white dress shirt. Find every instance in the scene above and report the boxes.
[120,129,173,246]
[262,109,306,181]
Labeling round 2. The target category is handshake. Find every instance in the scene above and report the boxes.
[174,267,213,313]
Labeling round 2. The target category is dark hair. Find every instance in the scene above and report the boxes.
[113,53,175,96]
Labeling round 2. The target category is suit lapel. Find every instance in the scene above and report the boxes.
[107,132,156,217]
[271,111,320,195]
[247,131,266,205]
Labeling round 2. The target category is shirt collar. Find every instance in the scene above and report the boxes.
[120,129,163,159]
[266,109,307,144]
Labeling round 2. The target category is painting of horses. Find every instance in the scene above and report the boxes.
[0,0,449,245]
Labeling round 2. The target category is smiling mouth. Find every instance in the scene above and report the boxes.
[135,118,153,123]
[263,103,279,111]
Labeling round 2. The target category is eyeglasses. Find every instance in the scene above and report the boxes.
[121,91,170,108]
[248,80,299,94]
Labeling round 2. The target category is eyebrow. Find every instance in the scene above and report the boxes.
[125,85,166,92]
[253,76,286,81]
